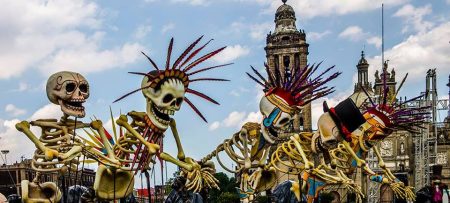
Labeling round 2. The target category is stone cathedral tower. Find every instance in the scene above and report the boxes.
[265,0,311,132]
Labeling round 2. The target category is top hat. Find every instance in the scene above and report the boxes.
[323,98,366,141]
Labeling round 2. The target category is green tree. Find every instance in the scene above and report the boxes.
[208,172,239,202]
[217,192,240,203]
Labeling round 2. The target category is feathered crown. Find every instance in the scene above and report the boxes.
[361,68,430,133]
[247,62,341,111]
[114,36,232,122]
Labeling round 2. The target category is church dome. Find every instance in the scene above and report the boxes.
[349,89,374,108]
[275,0,296,22]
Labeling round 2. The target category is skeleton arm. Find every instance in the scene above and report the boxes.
[16,121,59,160]
[116,115,160,155]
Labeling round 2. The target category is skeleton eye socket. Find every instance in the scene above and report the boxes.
[279,118,290,125]
[66,83,76,93]
[176,98,183,105]
[79,84,88,93]
[163,94,174,103]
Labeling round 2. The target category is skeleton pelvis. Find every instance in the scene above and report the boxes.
[254,169,277,191]
[94,165,134,200]
[21,180,61,203]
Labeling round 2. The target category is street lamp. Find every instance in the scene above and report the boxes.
[1,150,10,165]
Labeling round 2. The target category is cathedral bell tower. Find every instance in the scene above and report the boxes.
[265,0,311,132]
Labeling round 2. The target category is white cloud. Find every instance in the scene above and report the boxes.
[249,23,273,40]
[5,104,27,117]
[161,23,175,34]
[171,0,208,6]
[212,45,250,63]
[30,104,63,120]
[134,24,152,39]
[308,30,332,41]
[223,111,247,127]
[394,4,433,34]
[339,26,381,48]
[208,121,220,131]
[0,104,63,164]
[0,0,144,79]
[209,110,262,131]
[339,26,366,41]
[262,0,408,19]
[367,22,450,82]
[367,36,382,49]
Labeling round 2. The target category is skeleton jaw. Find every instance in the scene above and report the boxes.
[146,100,173,130]
[261,122,293,144]
[58,98,86,118]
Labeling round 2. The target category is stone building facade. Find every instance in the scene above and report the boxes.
[264,0,311,132]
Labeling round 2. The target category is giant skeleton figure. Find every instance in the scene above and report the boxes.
[16,71,91,203]
[82,37,230,200]
[202,62,341,202]
[322,72,428,202]
[271,69,429,202]
[270,98,367,203]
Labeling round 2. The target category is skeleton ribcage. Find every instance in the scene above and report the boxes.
[270,132,313,175]
[31,122,81,174]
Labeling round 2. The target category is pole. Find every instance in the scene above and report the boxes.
[381,4,384,66]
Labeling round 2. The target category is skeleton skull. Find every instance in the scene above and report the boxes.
[142,71,185,130]
[259,95,297,144]
[46,71,89,118]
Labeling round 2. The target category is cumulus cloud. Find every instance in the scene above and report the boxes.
[208,111,262,131]
[308,30,332,41]
[5,104,27,117]
[367,22,450,82]
[171,0,208,6]
[0,104,63,164]
[339,26,366,41]
[394,4,433,34]
[339,26,382,49]
[134,24,152,39]
[249,23,273,40]
[212,45,250,63]
[261,0,408,19]
[161,23,176,34]
[367,36,382,49]
[0,0,144,79]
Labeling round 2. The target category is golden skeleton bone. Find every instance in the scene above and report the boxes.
[324,113,417,202]
[201,122,275,203]
[82,37,228,198]
[270,132,365,203]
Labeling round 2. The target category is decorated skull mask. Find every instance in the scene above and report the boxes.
[142,70,185,130]
[46,71,89,118]
[259,94,298,144]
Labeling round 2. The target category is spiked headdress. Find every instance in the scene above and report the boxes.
[114,36,231,122]
[361,67,430,134]
[247,62,341,113]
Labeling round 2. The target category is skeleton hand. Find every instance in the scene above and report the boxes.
[402,186,416,201]
[182,158,219,193]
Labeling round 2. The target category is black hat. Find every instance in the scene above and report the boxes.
[323,98,366,141]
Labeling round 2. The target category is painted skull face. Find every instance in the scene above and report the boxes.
[46,71,89,118]
[142,71,185,130]
[259,94,298,144]
[362,112,392,141]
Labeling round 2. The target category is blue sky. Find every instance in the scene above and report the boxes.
[0,0,449,185]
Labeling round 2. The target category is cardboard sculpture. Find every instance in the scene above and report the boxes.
[202,62,340,202]
[16,71,91,203]
[83,36,230,200]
